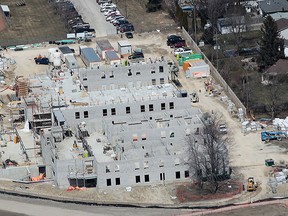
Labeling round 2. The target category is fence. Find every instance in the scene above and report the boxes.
[181,28,247,116]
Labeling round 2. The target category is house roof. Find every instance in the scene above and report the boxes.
[265,59,288,75]
[217,16,246,27]
[81,47,101,62]
[259,0,288,14]
[276,18,288,31]
[270,12,288,21]
[96,39,114,51]
[106,50,120,60]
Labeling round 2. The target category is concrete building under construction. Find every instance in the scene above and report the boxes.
[15,57,204,189]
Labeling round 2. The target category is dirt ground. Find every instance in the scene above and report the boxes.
[0,0,67,46]
[113,0,177,33]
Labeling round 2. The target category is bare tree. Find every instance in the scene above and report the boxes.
[187,112,231,193]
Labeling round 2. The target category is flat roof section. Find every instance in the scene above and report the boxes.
[96,39,114,51]
[0,5,10,12]
[58,46,73,54]
[81,47,101,63]
[106,50,120,60]
[118,40,131,47]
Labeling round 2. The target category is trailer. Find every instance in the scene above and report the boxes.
[261,131,287,142]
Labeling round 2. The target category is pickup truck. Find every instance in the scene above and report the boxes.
[72,23,90,29]
[174,47,192,56]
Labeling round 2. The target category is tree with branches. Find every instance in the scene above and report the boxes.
[186,112,231,193]
[258,15,285,70]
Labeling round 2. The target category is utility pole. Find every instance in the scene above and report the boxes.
[193,4,197,44]
[124,0,127,18]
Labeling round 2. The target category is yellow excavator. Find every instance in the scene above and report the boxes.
[247,177,256,192]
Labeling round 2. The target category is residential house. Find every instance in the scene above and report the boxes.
[276,18,288,57]
[217,16,247,34]
[261,59,288,84]
[259,0,288,16]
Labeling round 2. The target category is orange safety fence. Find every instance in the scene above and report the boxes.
[66,186,86,192]
[31,173,45,182]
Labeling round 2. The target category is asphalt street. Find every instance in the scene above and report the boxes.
[69,0,117,37]
[0,193,190,216]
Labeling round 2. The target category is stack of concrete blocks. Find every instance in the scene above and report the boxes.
[272,117,288,131]
[274,171,287,185]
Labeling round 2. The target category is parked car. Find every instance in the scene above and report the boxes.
[119,24,134,33]
[111,16,125,24]
[105,10,120,17]
[167,34,182,40]
[219,123,228,134]
[125,32,133,39]
[170,40,186,48]
[113,19,129,26]
[34,57,49,65]
[72,23,90,29]
[100,5,116,12]
[106,14,120,21]
[128,52,144,60]
[14,47,23,51]
[98,0,112,4]
[174,47,192,56]
[167,36,183,46]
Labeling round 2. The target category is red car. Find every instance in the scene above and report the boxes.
[170,40,186,48]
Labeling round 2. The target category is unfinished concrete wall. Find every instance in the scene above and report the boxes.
[0,165,39,181]
[96,154,190,188]
[60,97,192,133]
[79,61,169,91]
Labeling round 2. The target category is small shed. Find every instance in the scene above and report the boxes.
[96,39,114,59]
[186,59,210,78]
[117,40,132,56]
[105,50,121,65]
[1,5,10,17]
[81,47,101,69]
[65,55,79,69]
[58,46,74,62]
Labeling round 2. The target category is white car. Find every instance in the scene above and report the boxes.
[105,10,120,17]
[107,15,122,22]
[110,16,124,23]
[174,47,192,56]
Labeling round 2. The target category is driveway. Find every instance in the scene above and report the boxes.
[69,0,117,37]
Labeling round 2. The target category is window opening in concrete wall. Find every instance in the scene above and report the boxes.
[101,72,106,79]
[149,104,154,111]
[141,105,145,112]
[159,66,164,72]
[84,111,88,118]
[115,177,120,185]
[111,108,116,115]
[152,79,156,85]
[51,157,54,163]
[160,78,165,84]
[135,162,140,170]
[151,70,155,74]
[103,109,107,116]
[170,114,173,118]
[160,173,166,181]
[144,174,150,182]
[175,158,180,166]
[176,171,181,179]
[136,72,141,75]
[110,71,114,78]
[161,103,165,110]
[141,134,147,140]
[128,69,132,76]
[84,86,88,91]
[170,132,175,138]
[144,161,149,169]
[106,165,111,173]
[135,175,140,183]
[126,107,131,114]
[159,160,164,167]
[106,178,111,186]
[185,170,190,178]
[161,131,166,138]
[75,112,80,119]
[195,127,200,135]
[132,134,138,141]
[83,78,87,81]
[169,102,174,109]
[115,164,120,172]
[170,143,173,146]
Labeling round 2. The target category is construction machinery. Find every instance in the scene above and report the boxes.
[261,131,287,142]
[190,92,199,103]
[247,177,256,192]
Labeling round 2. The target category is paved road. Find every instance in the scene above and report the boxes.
[0,193,190,216]
[69,0,117,37]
